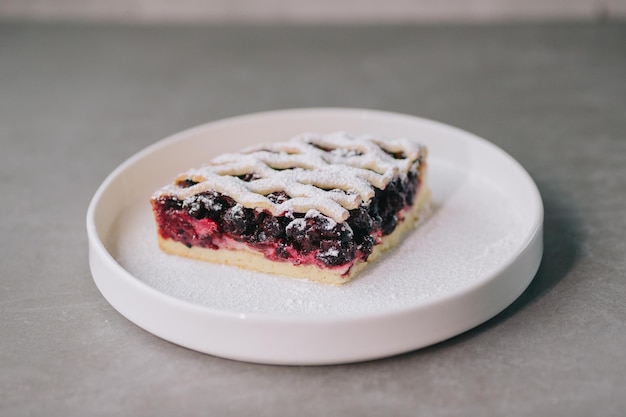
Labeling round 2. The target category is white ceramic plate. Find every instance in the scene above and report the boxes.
[87,108,543,365]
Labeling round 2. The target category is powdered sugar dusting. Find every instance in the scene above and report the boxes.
[108,157,528,318]
[152,132,426,222]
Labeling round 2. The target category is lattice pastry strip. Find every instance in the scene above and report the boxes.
[155,131,427,223]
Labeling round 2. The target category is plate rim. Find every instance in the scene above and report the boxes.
[86,107,543,363]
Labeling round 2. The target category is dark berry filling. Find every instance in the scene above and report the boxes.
[238,172,261,182]
[175,178,199,188]
[266,191,290,204]
[153,168,421,272]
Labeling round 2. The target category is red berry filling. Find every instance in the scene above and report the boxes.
[152,168,422,272]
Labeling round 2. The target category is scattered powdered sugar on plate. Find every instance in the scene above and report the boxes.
[108,157,527,318]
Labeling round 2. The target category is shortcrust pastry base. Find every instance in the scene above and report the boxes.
[157,185,432,285]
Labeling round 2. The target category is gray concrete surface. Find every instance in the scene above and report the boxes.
[1,22,625,416]
[2,0,626,23]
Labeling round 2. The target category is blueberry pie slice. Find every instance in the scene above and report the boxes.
[150,132,431,285]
